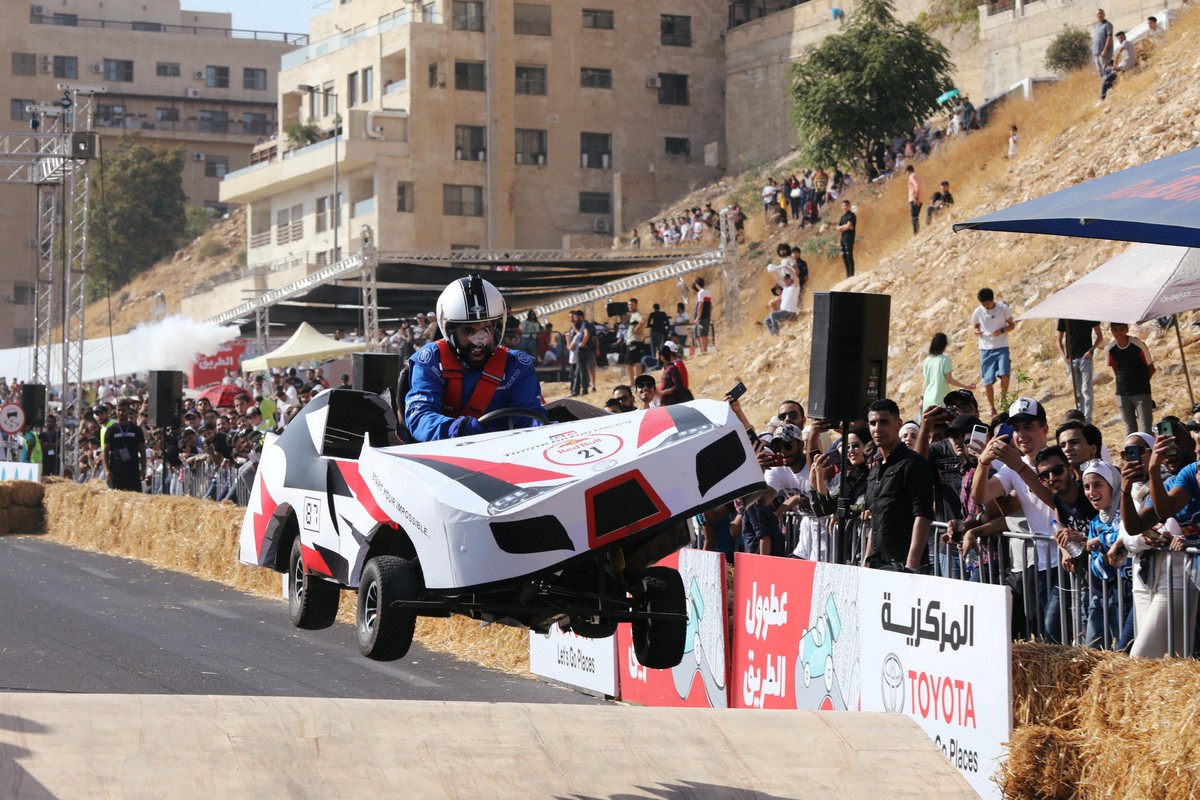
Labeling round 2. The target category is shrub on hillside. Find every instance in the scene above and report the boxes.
[195,234,229,260]
[1045,28,1091,73]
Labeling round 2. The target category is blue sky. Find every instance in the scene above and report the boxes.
[181,1,321,37]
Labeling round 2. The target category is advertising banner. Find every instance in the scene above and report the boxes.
[529,623,618,697]
[730,553,1010,798]
[0,462,41,482]
[190,340,248,387]
[617,548,728,708]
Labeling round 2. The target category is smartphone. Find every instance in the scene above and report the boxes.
[1157,420,1178,456]
[727,381,747,403]
[942,405,959,418]
[1123,444,1143,463]
[967,424,988,456]
[997,423,1014,439]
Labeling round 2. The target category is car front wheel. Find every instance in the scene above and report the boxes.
[356,556,420,661]
[288,536,340,630]
[631,566,687,669]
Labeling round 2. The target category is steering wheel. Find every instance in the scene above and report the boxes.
[478,407,550,428]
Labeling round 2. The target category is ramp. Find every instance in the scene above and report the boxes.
[0,694,977,799]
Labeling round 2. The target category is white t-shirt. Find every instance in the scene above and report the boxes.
[780,283,800,314]
[971,301,1012,350]
[995,457,1058,571]
[768,257,797,286]
[765,464,809,495]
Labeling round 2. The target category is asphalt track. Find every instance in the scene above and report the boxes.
[0,535,595,703]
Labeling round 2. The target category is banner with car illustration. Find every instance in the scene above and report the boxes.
[730,553,1011,799]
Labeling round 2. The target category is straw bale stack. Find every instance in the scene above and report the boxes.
[0,480,46,535]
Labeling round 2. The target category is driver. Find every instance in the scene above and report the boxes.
[405,275,545,442]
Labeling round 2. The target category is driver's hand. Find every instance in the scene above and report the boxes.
[449,416,484,438]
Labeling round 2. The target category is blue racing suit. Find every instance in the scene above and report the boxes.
[405,340,544,442]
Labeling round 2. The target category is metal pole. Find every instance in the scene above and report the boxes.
[332,90,339,264]
[1173,317,1194,409]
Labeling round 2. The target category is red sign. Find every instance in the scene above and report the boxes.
[190,340,248,387]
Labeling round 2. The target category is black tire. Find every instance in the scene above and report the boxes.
[567,616,618,640]
[287,536,340,630]
[632,566,687,669]
[356,556,419,661]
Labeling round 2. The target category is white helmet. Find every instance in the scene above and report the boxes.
[436,275,507,362]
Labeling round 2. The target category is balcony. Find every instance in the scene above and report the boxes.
[94,116,275,138]
[281,9,438,70]
[30,10,307,44]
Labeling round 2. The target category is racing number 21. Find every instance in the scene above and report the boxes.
[576,447,603,459]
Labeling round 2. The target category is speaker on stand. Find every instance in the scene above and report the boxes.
[20,384,47,428]
[148,370,184,429]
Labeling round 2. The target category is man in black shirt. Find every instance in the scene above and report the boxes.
[865,399,933,571]
[646,303,671,359]
[1056,319,1103,421]
[836,200,856,278]
[103,399,145,492]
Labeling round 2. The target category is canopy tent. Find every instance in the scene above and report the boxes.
[954,147,1200,247]
[240,322,365,372]
[1019,243,1200,405]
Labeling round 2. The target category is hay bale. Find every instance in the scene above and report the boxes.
[997,725,1083,800]
[7,505,44,534]
[1011,641,1122,729]
[0,480,45,508]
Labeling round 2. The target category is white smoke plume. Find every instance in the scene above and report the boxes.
[125,315,241,372]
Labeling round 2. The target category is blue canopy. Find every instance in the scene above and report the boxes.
[954,147,1200,247]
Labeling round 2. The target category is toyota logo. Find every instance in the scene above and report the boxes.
[881,653,905,714]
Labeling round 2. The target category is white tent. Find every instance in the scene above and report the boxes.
[241,322,365,372]
[0,332,151,385]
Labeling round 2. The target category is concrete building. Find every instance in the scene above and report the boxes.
[217,0,728,307]
[0,1,303,349]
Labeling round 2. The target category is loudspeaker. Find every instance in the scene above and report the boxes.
[21,384,46,428]
[71,131,98,160]
[353,352,402,397]
[808,292,890,422]
[606,301,628,319]
[148,370,183,429]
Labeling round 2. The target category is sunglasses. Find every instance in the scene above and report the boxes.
[1037,464,1067,481]
[778,411,800,421]
[848,442,863,450]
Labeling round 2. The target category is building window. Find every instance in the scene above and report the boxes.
[579,192,611,214]
[155,107,180,123]
[450,244,479,252]
[665,137,691,156]
[422,2,437,23]
[10,99,34,122]
[205,66,230,89]
[321,81,335,115]
[580,132,611,169]
[12,53,37,76]
[362,67,374,103]
[515,129,547,165]
[454,61,486,92]
[52,13,78,26]
[514,3,551,35]
[455,125,487,161]
[428,63,442,88]
[104,59,134,82]
[347,71,359,108]
[580,67,612,89]
[132,21,163,32]
[242,112,268,135]
[661,15,692,47]
[582,9,614,29]
[396,182,414,212]
[53,56,78,79]
[315,196,329,233]
[157,62,180,78]
[96,104,125,126]
[658,73,689,106]
[452,1,484,31]
[204,155,230,178]
[11,283,34,305]
[515,65,547,96]
[243,68,268,91]
[198,110,229,133]
[443,185,484,217]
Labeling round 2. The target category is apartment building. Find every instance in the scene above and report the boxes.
[0,1,302,349]
[219,0,728,286]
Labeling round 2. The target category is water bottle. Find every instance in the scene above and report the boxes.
[1065,539,1085,558]
[964,548,980,577]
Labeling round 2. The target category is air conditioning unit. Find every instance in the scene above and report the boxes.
[40,62,51,73]
[186,87,201,98]
[194,70,205,80]
[645,76,662,89]
[593,217,612,234]
[90,64,102,73]
[2,294,15,304]
[193,152,205,162]
[32,5,44,15]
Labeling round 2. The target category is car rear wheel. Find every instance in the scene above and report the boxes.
[356,556,420,661]
[632,567,687,669]
[288,536,340,630]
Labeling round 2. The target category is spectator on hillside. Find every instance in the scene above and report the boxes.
[761,178,779,217]
[1106,322,1156,434]
[1115,30,1135,71]
[646,303,671,359]
[657,345,692,405]
[624,298,647,383]
[1145,15,1164,47]
[921,332,976,413]
[693,278,713,354]
[672,302,691,351]
[970,288,1016,417]
[926,180,955,224]
[767,243,797,286]
[1007,125,1019,159]
[906,165,922,236]
[837,200,857,279]
[765,272,800,335]
[1093,9,1114,74]
[1057,318,1104,421]
[520,310,541,357]
[568,310,593,397]
[785,175,804,221]
[792,246,809,308]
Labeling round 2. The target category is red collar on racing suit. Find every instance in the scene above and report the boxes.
[436,339,511,419]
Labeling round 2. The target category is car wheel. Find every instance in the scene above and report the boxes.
[567,616,618,640]
[631,566,686,670]
[356,555,419,661]
[288,537,340,630]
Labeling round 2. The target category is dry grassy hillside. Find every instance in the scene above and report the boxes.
[549,8,1200,441]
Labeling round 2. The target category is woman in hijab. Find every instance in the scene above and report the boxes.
[1081,459,1129,648]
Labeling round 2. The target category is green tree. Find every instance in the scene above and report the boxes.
[1044,28,1091,73]
[787,0,956,172]
[88,134,187,300]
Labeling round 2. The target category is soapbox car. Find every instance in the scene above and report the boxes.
[239,389,765,669]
